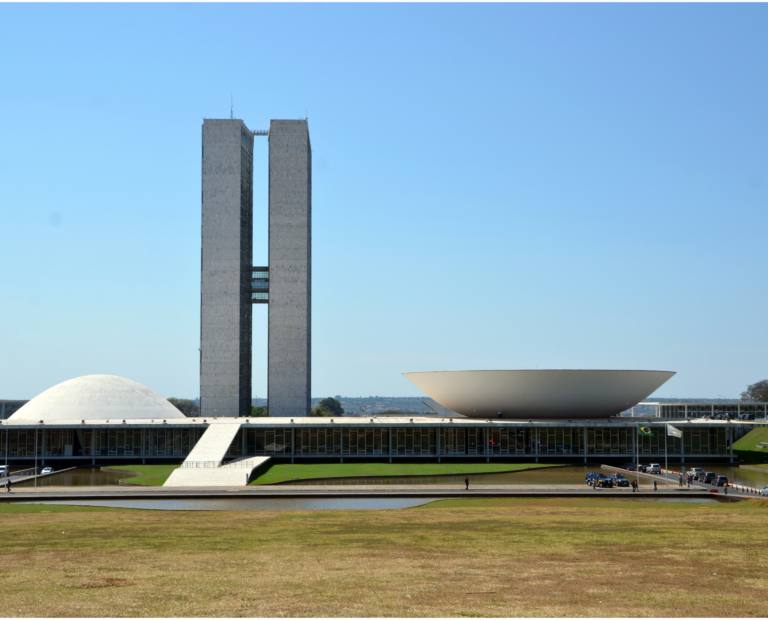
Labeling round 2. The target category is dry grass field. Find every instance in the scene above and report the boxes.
[0,497,766,617]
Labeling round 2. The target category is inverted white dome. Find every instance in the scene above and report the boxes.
[404,369,675,419]
[9,374,186,422]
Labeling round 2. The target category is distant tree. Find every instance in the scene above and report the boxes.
[310,397,344,417]
[250,406,268,417]
[741,380,768,402]
[168,398,200,417]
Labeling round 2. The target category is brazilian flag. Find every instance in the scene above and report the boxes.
[638,425,652,436]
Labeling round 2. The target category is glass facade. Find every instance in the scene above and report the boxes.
[660,402,768,420]
[251,267,269,304]
[0,424,733,461]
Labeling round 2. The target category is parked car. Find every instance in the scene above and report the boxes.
[715,475,729,487]
[646,463,661,475]
[595,475,614,488]
[40,466,53,475]
[637,464,648,473]
[703,472,717,484]
[760,486,768,497]
[585,472,600,485]
[613,474,630,487]
[0,465,7,477]
[688,467,705,480]
[623,463,637,471]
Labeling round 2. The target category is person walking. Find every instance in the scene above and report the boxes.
[653,480,658,492]
[631,479,637,493]
[464,477,469,491]
[5,478,11,494]
[679,473,684,487]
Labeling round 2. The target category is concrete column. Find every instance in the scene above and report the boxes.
[268,120,311,417]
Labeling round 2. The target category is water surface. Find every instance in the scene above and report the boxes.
[29,497,435,511]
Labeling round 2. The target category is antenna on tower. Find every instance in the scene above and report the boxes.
[230,94,234,120]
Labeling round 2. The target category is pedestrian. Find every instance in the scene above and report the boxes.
[631,479,637,493]
[679,474,684,487]
[653,480,658,492]
[724,482,728,495]
[5,478,11,494]
[464,477,469,491]
[687,475,692,487]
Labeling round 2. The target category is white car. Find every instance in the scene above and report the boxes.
[646,463,661,475]
[40,466,53,475]
[687,467,705,480]
[761,486,768,497]
[0,465,7,477]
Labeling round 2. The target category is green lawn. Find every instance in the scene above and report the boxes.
[733,427,768,462]
[103,464,178,486]
[0,497,766,616]
[250,462,558,485]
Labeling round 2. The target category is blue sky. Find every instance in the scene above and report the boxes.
[1,4,766,400]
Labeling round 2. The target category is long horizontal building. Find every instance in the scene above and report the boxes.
[2,375,763,470]
[0,416,747,465]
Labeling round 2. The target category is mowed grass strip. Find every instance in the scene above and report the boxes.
[251,462,559,484]
[733,427,768,462]
[0,497,766,617]
[102,464,178,486]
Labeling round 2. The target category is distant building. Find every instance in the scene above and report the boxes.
[0,400,26,420]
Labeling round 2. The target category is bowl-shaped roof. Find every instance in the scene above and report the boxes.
[403,369,675,419]
[9,374,186,422]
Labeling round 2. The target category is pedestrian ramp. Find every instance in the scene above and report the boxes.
[164,422,270,487]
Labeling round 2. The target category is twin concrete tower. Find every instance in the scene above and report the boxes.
[200,119,311,417]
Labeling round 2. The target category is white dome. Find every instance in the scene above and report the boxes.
[9,374,186,422]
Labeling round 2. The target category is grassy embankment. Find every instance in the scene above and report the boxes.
[0,497,766,616]
[103,465,178,486]
[250,462,559,485]
[102,463,559,486]
[733,427,768,463]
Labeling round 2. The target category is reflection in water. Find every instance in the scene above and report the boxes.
[29,498,436,511]
[18,468,136,487]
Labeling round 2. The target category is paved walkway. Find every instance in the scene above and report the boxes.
[0,483,752,502]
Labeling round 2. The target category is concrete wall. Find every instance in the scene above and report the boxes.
[268,120,311,417]
[200,119,253,417]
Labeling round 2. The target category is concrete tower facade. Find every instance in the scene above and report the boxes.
[200,117,311,418]
[268,120,312,418]
[200,119,254,417]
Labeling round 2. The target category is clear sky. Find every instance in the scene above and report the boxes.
[1,3,766,401]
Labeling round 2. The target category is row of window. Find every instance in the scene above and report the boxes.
[0,427,730,459]
[661,403,768,419]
